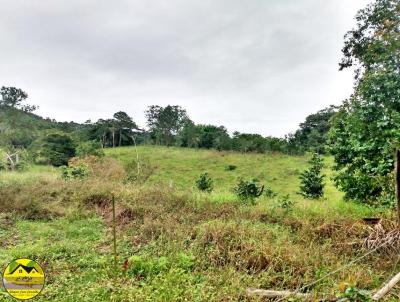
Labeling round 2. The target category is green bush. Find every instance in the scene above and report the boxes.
[76,141,104,157]
[127,256,169,278]
[278,194,295,211]
[195,172,213,192]
[337,285,372,302]
[34,133,76,167]
[233,179,264,204]
[299,153,325,199]
[176,252,195,271]
[60,165,89,180]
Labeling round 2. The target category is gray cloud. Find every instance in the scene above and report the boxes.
[0,0,370,136]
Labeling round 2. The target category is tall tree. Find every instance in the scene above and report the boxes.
[0,86,37,112]
[145,105,189,146]
[0,87,38,148]
[290,106,338,154]
[90,119,113,148]
[113,111,138,146]
[329,0,400,203]
[34,133,76,166]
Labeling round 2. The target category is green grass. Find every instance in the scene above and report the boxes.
[0,164,57,184]
[106,145,336,195]
[106,146,375,217]
[0,145,398,301]
[107,146,310,193]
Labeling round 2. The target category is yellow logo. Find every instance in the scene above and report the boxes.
[2,258,45,300]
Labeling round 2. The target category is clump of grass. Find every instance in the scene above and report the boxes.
[278,194,296,211]
[68,155,126,182]
[264,186,278,198]
[225,164,237,171]
[126,255,169,279]
[123,158,156,184]
[0,179,68,220]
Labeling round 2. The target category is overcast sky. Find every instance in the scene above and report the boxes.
[0,0,370,137]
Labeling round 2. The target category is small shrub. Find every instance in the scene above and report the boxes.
[336,284,372,301]
[299,153,325,199]
[176,252,195,271]
[60,165,89,180]
[225,164,237,171]
[195,172,213,193]
[127,256,169,278]
[14,160,29,171]
[34,133,76,166]
[278,194,295,211]
[76,141,104,157]
[233,179,264,204]
[264,186,277,198]
[127,255,150,278]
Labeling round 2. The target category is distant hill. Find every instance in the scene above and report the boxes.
[0,105,86,148]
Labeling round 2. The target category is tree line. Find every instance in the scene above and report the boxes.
[1,87,335,168]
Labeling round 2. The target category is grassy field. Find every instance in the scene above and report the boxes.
[0,146,398,301]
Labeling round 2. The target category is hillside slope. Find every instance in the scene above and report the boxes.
[0,146,398,301]
[107,145,344,203]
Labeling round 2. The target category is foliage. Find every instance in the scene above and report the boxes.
[60,165,89,180]
[233,179,264,204]
[176,252,196,271]
[336,284,372,302]
[88,112,138,148]
[278,194,296,211]
[0,147,30,171]
[126,256,169,278]
[299,153,325,199]
[113,111,139,147]
[264,186,278,198]
[33,133,76,166]
[178,124,292,154]
[329,0,400,203]
[232,132,290,153]
[288,106,338,154]
[76,141,104,157]
[0,86,37,112]
[146,105,189,146]
[195,172,213,192]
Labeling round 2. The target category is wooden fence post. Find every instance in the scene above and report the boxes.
[112,195,118,271]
